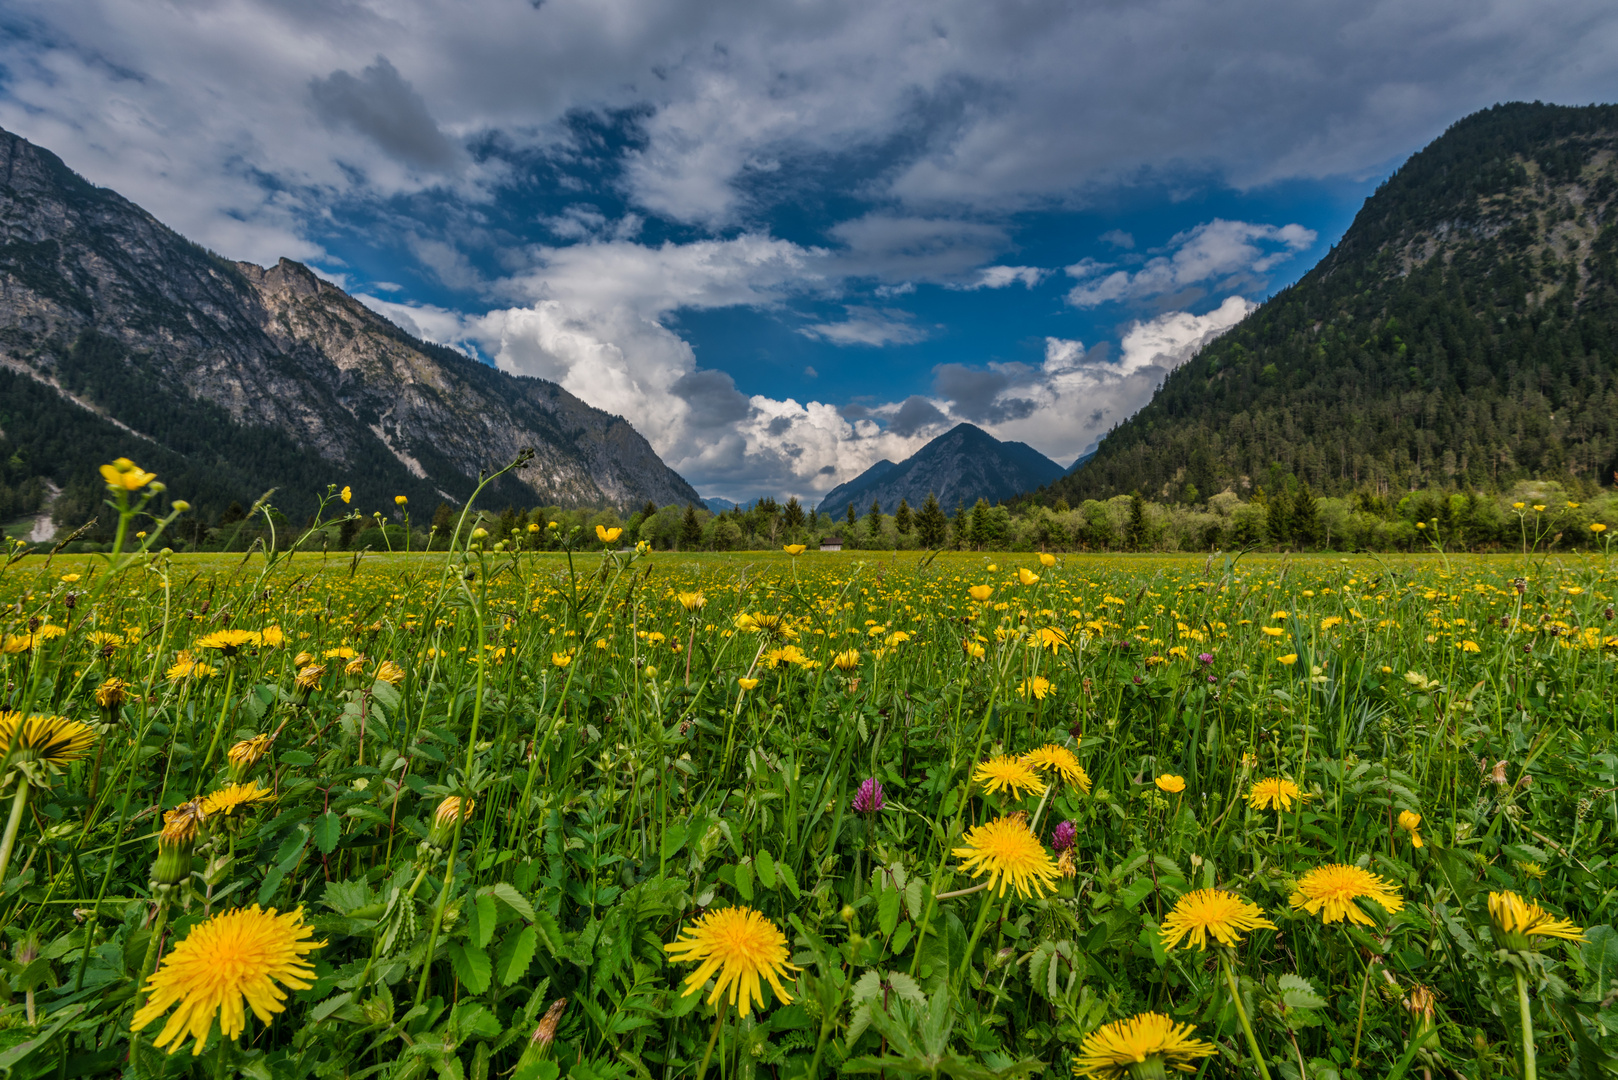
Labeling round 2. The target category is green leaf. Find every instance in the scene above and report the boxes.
[1582,925,1618,995]
[486,882,535,922]
[531,910,566,958]
[279,750,316,767]
[734,860,754,902]
[756,849,777,889]
[471,895,498,949]
[311,991,355,1023]
[498,927,538,986]
[1278,973,1327,1011]
[878,886,902,938]
[660,822,689,861]
[313,811,342,855]
[448,942,492,994]
[777,860,801,899]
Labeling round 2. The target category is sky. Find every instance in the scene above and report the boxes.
[3,1,1616,502]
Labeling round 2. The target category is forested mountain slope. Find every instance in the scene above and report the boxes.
[1044,102,1618,506]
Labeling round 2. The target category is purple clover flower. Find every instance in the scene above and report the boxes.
[1051,820,1077,852]
[1197,652,1215,666]
[852,778,885,814]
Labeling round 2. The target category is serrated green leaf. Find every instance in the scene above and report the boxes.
[734,861,754,902]
[279,750,316,767]
[311,991,354,1023]
[777,860,800,899]
[486,882,535,921]
[448,942,491,994]
[313,811,342,855]
[531,909,566,958]
[471,895,497,949]
[756,849,777,889]
[878,886,901,938]
[498,926,538,986]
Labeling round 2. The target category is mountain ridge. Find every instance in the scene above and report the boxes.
[0,125,699,531]
[818,423,1064,515]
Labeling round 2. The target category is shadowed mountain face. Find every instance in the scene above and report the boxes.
[1045,102,1618,507]
[0,126,699,528]
[817,423,1064,515]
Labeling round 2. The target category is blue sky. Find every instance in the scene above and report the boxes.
[3,0,1615,500]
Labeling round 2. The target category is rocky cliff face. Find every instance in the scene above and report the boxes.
[0,125,700,524]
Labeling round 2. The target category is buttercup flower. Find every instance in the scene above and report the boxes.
[782,544,806,555]
[664,906,799,1016]
[101,458,156,492]
[596,525,622,543]
[968,585,994,602]
[1155,774,1186,794]
[1018,568,1040,585]
[1397,810,1424,848]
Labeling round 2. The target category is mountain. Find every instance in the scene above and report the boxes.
[1041,102,1618,507]
[0,126,699,533]
[818,424,1065,515]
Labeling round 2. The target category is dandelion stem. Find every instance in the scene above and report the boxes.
[954,887,996,994]
[1221,952,1271,1080]
[696,1007,723,1080]
[197,662,239,785]
[1515,967,1537,1080]
[0,781,31,893]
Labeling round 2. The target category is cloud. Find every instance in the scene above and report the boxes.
[958,265,1046,289]
[1066,219,1316,307]
[1100,229,1135,250]
[888,394,948,437]
[799,306,929,346]
[309,56,462,172]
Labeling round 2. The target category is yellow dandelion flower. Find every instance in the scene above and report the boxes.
[1488,891,1584,949]
[258,626,286,648]
[1019,744,1092,792]
[131,905,324,1055]
[832,649,861,671]
[1035,626,1069,652]
[677,591,707,612]
[1019,675,1053,700]
[166,651,218,681]
[161,800,208,846]
[1159,889,1275,951]
[201,783,273,819]
[974,755,1047,799]
[373,660,406,685]
[1397,810,1424,848]
[665,906,799,1017]
[227,735,274,770]
[95,677,130,710]
[1072,1012,1216,1078]
[1154,774,1186,794]
[0,712,97,768]
[1289,864,1404,925]
[1247,777,1305,811]
[294,664,325,691]
[952,815,1061,899]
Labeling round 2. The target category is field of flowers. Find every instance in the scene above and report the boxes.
[1,463,1617,1079]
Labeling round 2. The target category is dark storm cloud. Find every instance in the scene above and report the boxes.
[670,368,753,429]
[887,395,946,436]
[310,56,461,171]
[931,362,1038,423]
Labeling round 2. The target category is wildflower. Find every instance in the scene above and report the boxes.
[1019,675,1053,700]
[166,652,218,680]
[1018,568,1040,585]
[677,591,707,612]
[395,495,407,506]
[428,796,475,846]
[1072,1012,1215,1079]
[294,664,325,691]
[202,783,273,820]
[596,525,622,543]
[1488,891,1584,950]
[968,585,994,602]
[1035,626,1069,652]
[1397,810,1424,848]
[259,626,286,648]
[832,649,860,671]
[1056,849,1076,878]
[1459,640,1480,653]
[885,630,911,647]
[1594,523,1608,534]
[131,906,324,1055]
[227,735,274,778]
[95,677,130,711]
[340,486,352,503]
[344,657,366,677]
[1277,653,1299,665]
[516,999,568,1072]
[1039,552,1057,567]
[1155,774,1186,794]
[737,677,759,691]
[1290,864,1404,925]
[194,629,260,656]
[1050,820,1077,852]
[1020,744,1092,792]
[100,458,156,492]
[852,778,885,813]
[952,815,1061,898]
[1261,626,1285,637]
[152,801,205,885]
[973,755,1047,799]
[0,712,97,769]
[1159,889,1276,951]
[964,640,986,660]
[1519,861,1546,880]
[783,544,806,555]
[665,906,799,1016]
[1248,777,1305,811]
[1197,652,1214,665]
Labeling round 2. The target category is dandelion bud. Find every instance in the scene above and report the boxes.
[429,796,475,847]
[172,500,190,512]
[95,677,129,713]
[151,801,205,887]
[516,998,567,1070]
[227,734,274,781]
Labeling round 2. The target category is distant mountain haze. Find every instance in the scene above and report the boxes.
[0,126,700,530]
[817,423,1064,515]
[1046,102,1618,506]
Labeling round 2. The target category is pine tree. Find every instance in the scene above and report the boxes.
[679,503,704,550]
[782,496,805,536]
[1267,486,1294,549]
[846,503,858,529]
[1127,494,1148,551]
[808,507,820,531]
[1292,484,1321,548]
[969,499,990,550]
[866,498,883,537]
[916,493,946,547]
[893,498,912,536]
[950,503,968,549]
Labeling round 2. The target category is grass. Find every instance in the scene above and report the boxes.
[1,488,1616,1079]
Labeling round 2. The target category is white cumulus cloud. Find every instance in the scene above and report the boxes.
[1066,220,1316,307]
